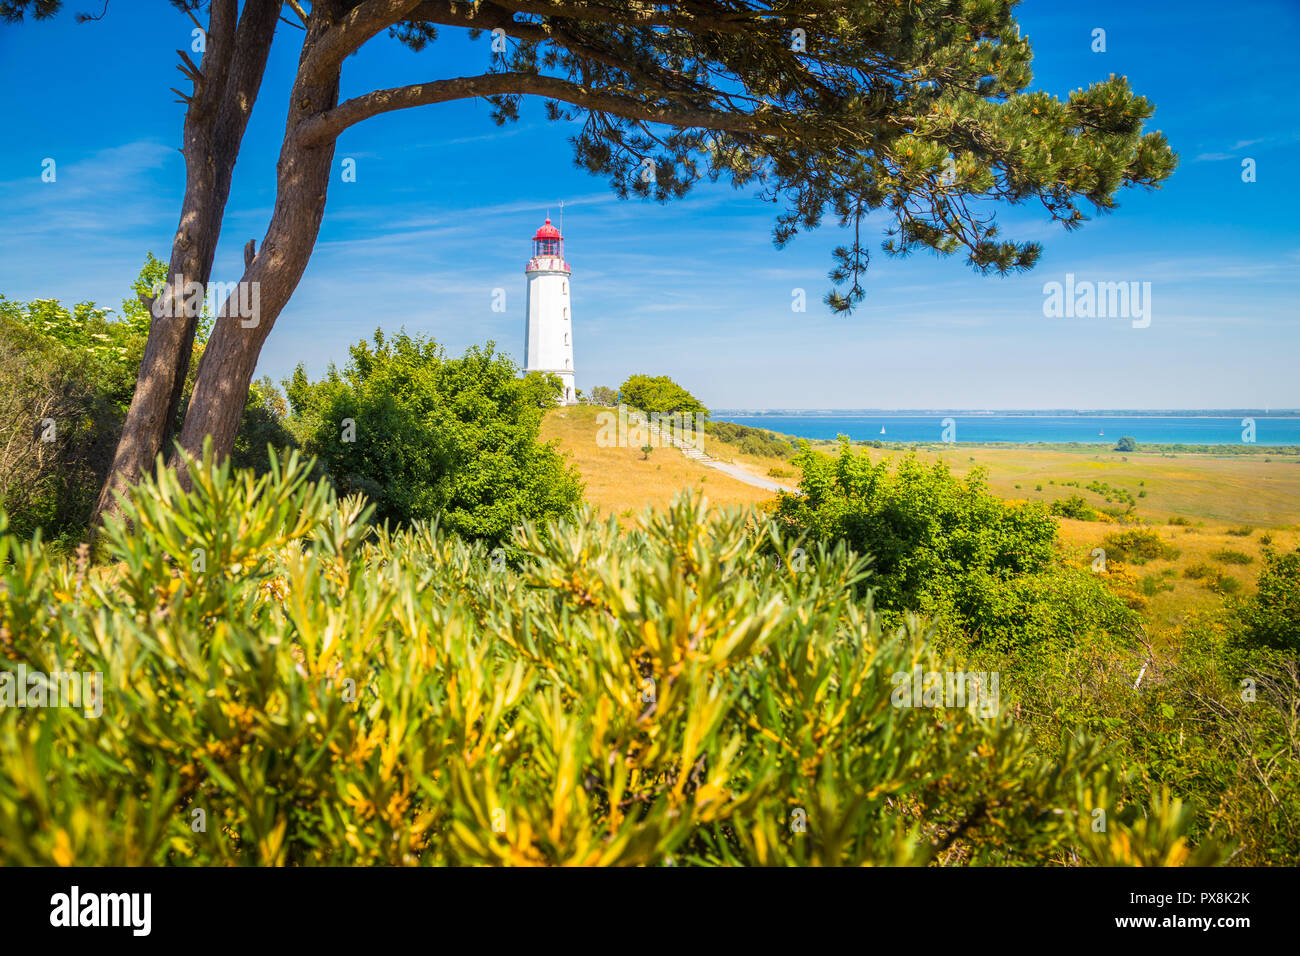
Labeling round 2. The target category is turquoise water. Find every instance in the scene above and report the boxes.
[712,414,1300,446]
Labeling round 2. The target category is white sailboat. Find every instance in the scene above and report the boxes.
[880,426,886,435]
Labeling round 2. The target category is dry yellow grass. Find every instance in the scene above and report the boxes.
[540,405,777,516]
[1053,519,1299,632]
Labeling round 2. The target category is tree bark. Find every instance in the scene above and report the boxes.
[93,0,282,523]
[173,10,343,471]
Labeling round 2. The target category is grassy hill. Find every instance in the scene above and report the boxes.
[539,405,780,516]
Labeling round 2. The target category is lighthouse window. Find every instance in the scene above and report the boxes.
[562,281,568,295]
[563,307,568,320]
[564,333,569,345]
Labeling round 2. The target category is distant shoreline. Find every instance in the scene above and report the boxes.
[713,409,1300,418]
[795,439,1300,454]
[708,411,1300,450]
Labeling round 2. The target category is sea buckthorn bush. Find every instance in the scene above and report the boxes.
[0,445,1220,866]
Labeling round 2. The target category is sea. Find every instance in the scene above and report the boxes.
[709,413,1300,447]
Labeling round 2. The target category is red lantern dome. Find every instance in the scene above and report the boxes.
[532,217,563,258]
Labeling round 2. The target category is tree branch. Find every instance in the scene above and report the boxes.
[300,0,423,81]
[298,70,795,147]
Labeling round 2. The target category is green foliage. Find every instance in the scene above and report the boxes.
[586,385,618,407]
[619,374,708,416]
[0,308,120,542]
[1102,529,1180,564]
[293,330,582,543]
[1140,571,1176,597]
[705,420,798,459]
[985,614,1297,866]
[486,0,1178,312]
[1114,436,1137,452]
[0,453,1220,866]
[0,255,188,542]
[772,440,1121,650]
[1240,547,1300,651]
[231,376,298,476]
[1050,494,1099,521]
[1210,549,1253,566]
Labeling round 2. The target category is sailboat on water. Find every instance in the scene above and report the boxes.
[880,426,886,435]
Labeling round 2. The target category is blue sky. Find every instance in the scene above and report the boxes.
[1,0,1297,409]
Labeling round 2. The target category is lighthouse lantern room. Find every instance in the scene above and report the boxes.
[523,216,576,404]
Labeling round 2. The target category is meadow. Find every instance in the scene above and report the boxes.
[545,406,1300,634]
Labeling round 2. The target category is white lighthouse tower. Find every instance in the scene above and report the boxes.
[523,216,576,404]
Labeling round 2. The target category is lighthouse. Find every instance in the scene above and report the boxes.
[523,216,576,404]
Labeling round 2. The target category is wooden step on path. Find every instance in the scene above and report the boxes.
[647,423,716,463]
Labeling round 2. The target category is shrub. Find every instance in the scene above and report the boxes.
[1214,575,1241,595]
[0,450,1221,866]
[1227,526,1254,537]
[1102,529,1180,564]
[0,311,120,542]
[1114,436,1137,452]
[586,385,618,407]
[1239,547,1300,651]
[704,421,797,459]
[619,374,707,416]
[770,441,1132,649]
[292,330,582,543]
[1050,494,1098,521]
[1140,571,1176,596]
[1209,549,1253,566]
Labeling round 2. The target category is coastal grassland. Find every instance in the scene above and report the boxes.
[546,410,1299,635]
[851,443,1300,529]
[1054,519,1299,637]
[548,408,1300,531]
[834,442,1300,634]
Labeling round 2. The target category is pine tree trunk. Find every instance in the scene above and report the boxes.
[93,0,280,523]
[173,21,342,471]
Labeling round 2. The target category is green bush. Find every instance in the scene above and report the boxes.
[705,421,797,459]
[0,255,224,542]
[1240,547,1300,651]
[586,385,618,407]
[0,449,1220,866]
[772,440,1130,649]
[990,616,1298,866]
[0,310,120,542]
[1050,494,1099,521]
[291,330,582,543]
[1209,549,1253,566]
[619,374,707,416]
[1102,529,1180,564]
